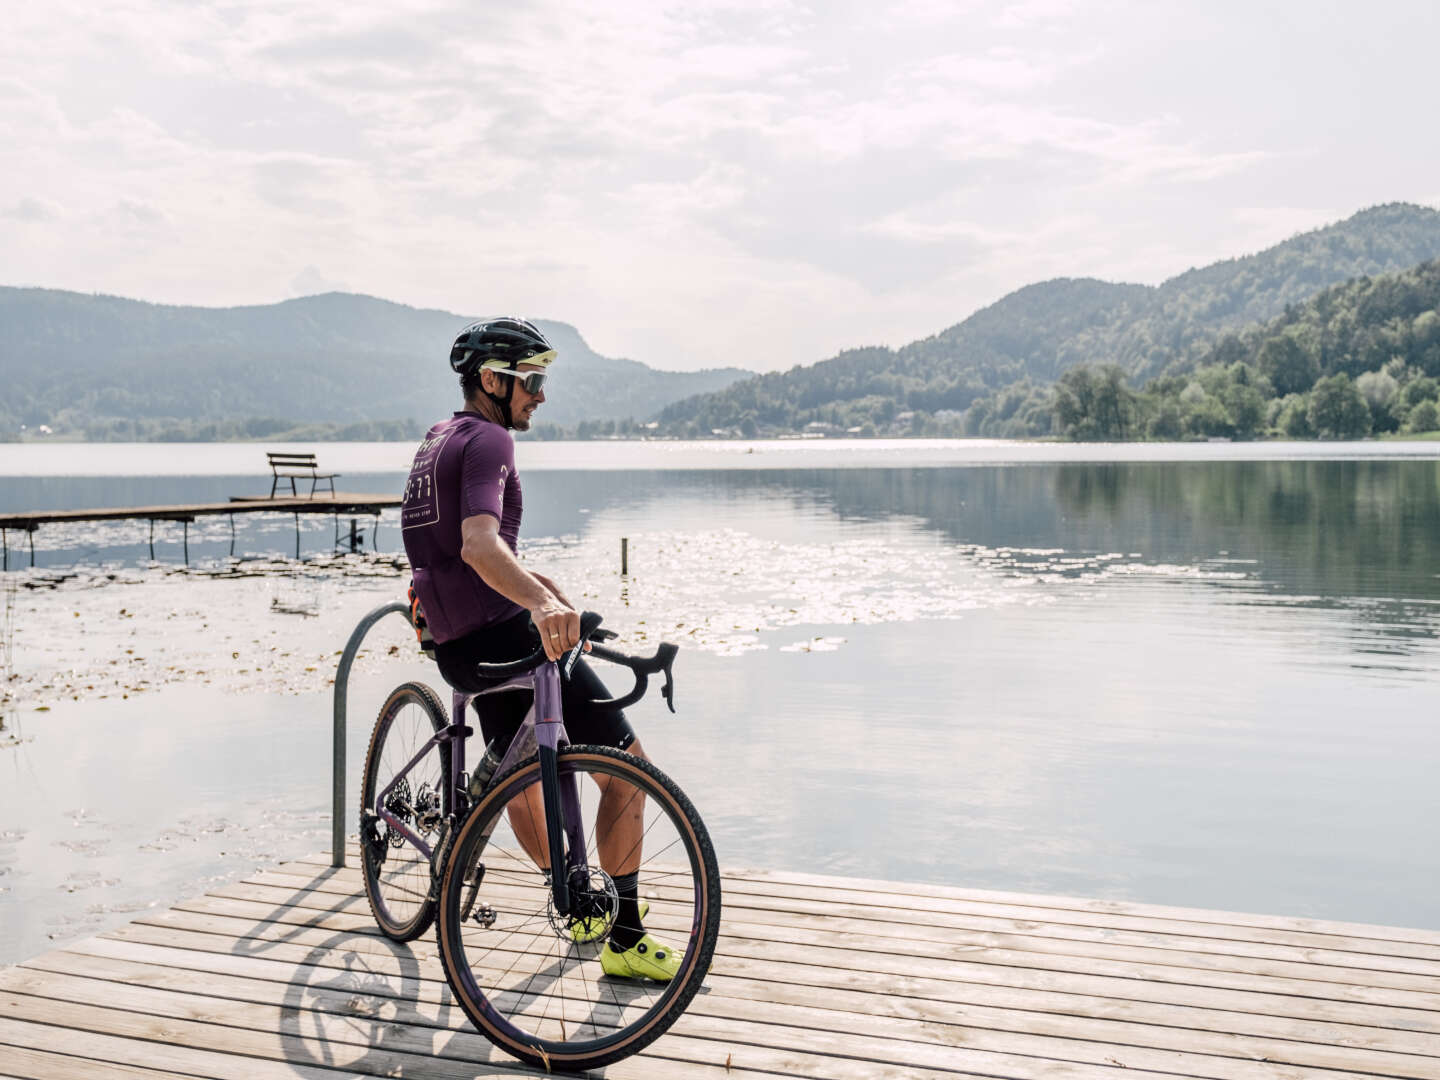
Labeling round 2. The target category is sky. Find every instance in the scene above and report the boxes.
[3,0,1439,373]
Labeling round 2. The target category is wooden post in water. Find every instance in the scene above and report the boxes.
[183,521,189,566]
[621,536,628,575]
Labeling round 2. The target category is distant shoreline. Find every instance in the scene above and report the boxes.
[4,437,1440,482]
[6,431,1439,446]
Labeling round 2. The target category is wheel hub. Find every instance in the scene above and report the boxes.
[547,867,618,941]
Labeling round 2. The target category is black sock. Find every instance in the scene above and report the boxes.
[608,872,643,951]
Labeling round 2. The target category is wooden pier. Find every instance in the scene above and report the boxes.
[2,846,1438,1079]
[0,494,401,568]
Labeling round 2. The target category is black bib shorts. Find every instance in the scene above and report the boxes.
[434,611,636,754]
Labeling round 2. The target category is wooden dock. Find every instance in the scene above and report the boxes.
[2,847,1438,1079]
[0,494,401,567]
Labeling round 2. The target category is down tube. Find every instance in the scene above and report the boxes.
[534,665,589,913]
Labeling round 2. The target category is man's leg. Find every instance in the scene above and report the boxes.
[593,739,647,878]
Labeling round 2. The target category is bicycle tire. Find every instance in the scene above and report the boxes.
[435,745,721,1072]
[359,681,452,942]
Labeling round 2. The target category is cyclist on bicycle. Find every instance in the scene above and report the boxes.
[400,317,679,981]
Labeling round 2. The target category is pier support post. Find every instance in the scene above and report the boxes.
[2,529,6,572]
[229,514,236,558]
[621,536,628,575]
[29,529,35,568]
[294,512,301,561]
[332,600,411,868]
[183,521,189,566]
[149,520,155,562]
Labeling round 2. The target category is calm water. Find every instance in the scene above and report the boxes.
[2,441,1438,962]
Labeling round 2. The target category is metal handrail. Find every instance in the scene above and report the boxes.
[332,600,411,868]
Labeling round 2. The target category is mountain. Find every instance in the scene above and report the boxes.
[0,290,750,439]
[660,203,1440,434]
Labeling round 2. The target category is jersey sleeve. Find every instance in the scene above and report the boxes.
[459,425,515,523]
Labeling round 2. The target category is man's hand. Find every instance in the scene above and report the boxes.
[532,572,573,610]
[531,598,580,661]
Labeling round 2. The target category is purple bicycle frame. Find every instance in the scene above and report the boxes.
[371,662,590,901]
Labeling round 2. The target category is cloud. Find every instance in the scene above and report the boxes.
[2,0,1435,373]
[290,265,351,296]
[3,197,61,222]
[113,199,166,225]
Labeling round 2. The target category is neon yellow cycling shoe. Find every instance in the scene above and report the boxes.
[600,933,682,982]
[570,900,648,945]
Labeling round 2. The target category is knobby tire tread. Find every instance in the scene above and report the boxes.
[360,680,451,942]
[435,744,721,1072]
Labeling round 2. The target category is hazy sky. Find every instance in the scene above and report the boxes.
[4,1,1438,372]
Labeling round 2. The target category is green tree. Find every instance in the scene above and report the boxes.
[1307,374,1372,438]
[1053,365,1138,440]
[1274,394,1314,437]
[1406,399,1439,433]
[1257,332,1320,396]
[1146,400,1185,440]
[1221,382,1267,439]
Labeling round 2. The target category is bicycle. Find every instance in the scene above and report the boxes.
[358,610,721,1071]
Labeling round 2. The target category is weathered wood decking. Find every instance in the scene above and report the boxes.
[2,847,1438,1079]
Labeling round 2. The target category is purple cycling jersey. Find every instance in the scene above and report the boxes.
[401,412,525,643]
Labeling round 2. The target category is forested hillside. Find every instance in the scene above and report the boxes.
[659,203,1440,437]
[1051,259,1440,440]
[0,290,748,440]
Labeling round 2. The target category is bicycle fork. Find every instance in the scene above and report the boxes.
[534,664,588,917]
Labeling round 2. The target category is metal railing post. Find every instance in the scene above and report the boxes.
[332,600,410,868]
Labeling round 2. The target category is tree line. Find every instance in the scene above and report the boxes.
[1047,259,1440,440]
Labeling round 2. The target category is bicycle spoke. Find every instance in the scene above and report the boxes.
[438,749,714,1066]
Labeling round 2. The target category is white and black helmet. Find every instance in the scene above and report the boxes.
[449,318,556,377]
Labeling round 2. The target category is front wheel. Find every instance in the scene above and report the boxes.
[359,681,451,941]
[435,746,721,1072]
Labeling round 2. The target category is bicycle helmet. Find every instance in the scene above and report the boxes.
[450,318,556,428]
[450,318,556,376]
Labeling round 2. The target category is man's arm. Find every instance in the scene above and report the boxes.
[460,514,579,660]
[531,571,573,609]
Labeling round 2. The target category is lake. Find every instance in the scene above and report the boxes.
[2,439,1439,964]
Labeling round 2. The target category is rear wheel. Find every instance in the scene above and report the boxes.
[436,746,720,1072]
[359,681,451,941]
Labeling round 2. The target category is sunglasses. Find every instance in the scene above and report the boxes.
[491,368,548,394]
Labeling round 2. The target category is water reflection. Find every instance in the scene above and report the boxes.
[5,461,1440,945]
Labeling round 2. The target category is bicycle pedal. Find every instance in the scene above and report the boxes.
[470,903,498,928]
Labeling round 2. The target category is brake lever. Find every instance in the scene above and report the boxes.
[657,642,678,714]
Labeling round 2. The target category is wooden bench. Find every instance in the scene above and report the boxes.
[267,452,339,498]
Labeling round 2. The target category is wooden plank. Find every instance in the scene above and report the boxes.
[0,494,398,530]
[215,870,1440,1019]
[0,1045,201,1080]
[0,980,1198,1080]
[73,910,1440,1053]
[165,881,1440,1027]
[0,1016,373,1080]
[102,907,1440,1076]
[701,862,1440,950]
[10,848,1440,1080]
[285,857,1440,972]
[323,846,1440,959]
[15,944,1440,1080]
[223,870,1440,1003]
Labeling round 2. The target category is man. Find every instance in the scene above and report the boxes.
[400,317,678,981]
